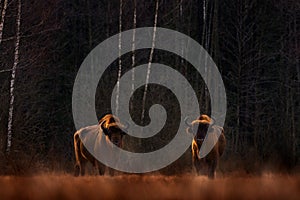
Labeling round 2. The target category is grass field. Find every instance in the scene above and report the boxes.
[0,173,299,200]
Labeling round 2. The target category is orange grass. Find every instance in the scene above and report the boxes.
[0,174,299,200]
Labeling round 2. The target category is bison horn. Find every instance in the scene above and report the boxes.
[210,116,216,126]
[184,116,192,127]
[123,121,129,130]
[100,120,109,135]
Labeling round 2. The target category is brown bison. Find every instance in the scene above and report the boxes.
[74,114,127,176]
[186,114,226,179]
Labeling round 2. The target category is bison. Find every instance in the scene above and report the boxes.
[74,114,127,176]
[185,114,226,179]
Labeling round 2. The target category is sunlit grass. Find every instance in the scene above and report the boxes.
[0,173,299,199]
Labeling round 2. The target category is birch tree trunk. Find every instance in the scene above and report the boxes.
[0,0,8,45]
[201,0,211,113]
[131,0,136,96]
[87,0,92,49]
[201,0,207,46]
[289,4,298,165]
[292,7,298,163]
[7,0,21,153]
[141,0,159,122]
[115,0,123,116]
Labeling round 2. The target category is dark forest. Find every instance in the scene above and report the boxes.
[0,0,299,179]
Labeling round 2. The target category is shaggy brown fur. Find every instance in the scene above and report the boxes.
[187,114,226,179]
[74,114,126,176]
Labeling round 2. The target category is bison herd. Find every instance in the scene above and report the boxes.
[74,114,225,179]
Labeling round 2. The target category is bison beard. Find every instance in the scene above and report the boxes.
[73,114,127,176]
[187,115,226,179]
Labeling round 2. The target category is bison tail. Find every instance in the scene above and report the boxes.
[218,129,226,157]
[74,132,81,165]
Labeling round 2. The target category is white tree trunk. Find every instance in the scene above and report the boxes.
[115,0,123,116]
[131,0,137,95]
[141,0,159,122]
[180,0,183,17]
[6,0,21,153]
[0,0,8,45]
[201,0,207,46]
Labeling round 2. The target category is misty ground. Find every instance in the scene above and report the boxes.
[0,173,299,200]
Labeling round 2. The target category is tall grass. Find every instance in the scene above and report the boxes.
[0,174,299,200]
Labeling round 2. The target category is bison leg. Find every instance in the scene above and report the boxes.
[197,160,209,176]
[207,160,217,179]
[194,159,201,175]
[74,133,87,176]
[79,160,87,176]
[108,167,115,176]
[74,160,87,176]
[96,161,106,176]
[74,163,80,177]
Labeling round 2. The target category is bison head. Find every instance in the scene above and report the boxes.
[185,114,215,147]
[99,114,128,147]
